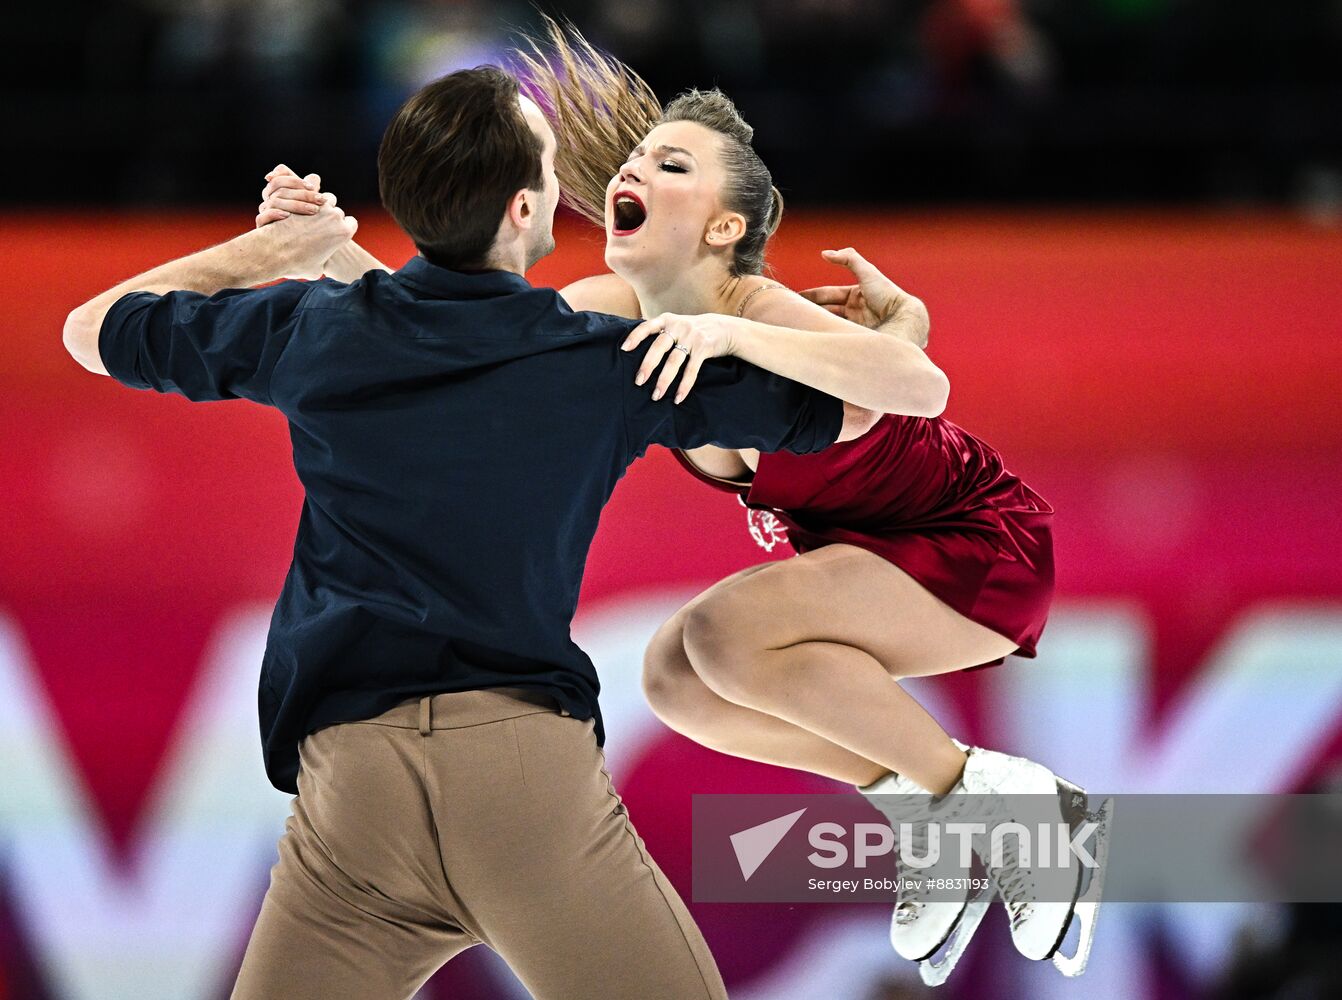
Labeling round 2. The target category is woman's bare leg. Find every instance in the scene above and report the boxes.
[642,545,1020,794]
[644,593,888,786]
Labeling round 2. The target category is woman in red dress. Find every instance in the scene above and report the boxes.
[635,251,1055,800]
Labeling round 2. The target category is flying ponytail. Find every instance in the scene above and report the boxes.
[514,20,782,276]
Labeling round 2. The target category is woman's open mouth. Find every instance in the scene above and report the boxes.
[611,190,647,236]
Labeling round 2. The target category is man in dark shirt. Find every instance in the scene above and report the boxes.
[64,68,850,999]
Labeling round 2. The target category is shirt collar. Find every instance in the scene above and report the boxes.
[394,255,535,298]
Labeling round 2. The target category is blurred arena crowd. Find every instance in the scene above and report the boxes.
[5,0,1341,210]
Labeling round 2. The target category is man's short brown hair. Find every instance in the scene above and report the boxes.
[378,67,544,270]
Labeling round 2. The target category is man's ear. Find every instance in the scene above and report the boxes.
[506,188,535,232]
[705,211,746,249]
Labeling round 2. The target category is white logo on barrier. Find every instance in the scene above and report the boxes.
[0,608,291,1000]
[0,600,1339,1000]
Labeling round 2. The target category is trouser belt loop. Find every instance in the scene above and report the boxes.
[418,695,432,736]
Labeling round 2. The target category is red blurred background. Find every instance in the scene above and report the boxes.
[2,210,1340,999]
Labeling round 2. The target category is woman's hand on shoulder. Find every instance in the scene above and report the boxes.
[620,313,739,403]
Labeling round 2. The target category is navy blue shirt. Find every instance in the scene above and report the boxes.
[99,256,843,793]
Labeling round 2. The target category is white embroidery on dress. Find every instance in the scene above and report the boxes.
[739,494,789,552]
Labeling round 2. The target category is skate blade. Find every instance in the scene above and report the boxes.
[916,888,993,987]
[1051,796,1113,978]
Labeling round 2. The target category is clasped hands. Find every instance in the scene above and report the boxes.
[251,164,356,280]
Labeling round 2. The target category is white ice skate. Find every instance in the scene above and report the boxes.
[859,768,993,987]
[1049,778,1113,977]
[957,747,1113,977]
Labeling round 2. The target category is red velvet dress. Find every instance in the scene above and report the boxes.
[673,413,1055,667]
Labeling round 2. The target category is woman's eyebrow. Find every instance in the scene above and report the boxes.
[654,145,695,159]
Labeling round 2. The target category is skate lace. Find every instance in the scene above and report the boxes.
[989,835,1036,929]
[895,811,940,913]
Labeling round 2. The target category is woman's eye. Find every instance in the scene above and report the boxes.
[660,161,687,173]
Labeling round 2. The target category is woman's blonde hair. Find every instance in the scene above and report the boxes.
[512,17,783,276]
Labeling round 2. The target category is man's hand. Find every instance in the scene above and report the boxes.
[257,164,325,227]
[254,193,358,280]
[622,313,740,404]
[800,247,931,348]
[256,164,387,281]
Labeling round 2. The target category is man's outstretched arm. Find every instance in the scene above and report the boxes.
[64,200,356,375]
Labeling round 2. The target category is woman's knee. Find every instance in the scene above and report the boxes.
[642,616,706,722]
[681,597,772,705]
[682,599,737,668]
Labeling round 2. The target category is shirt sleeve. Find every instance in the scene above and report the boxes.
[98,281,312,405]
[619,346,844,458]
